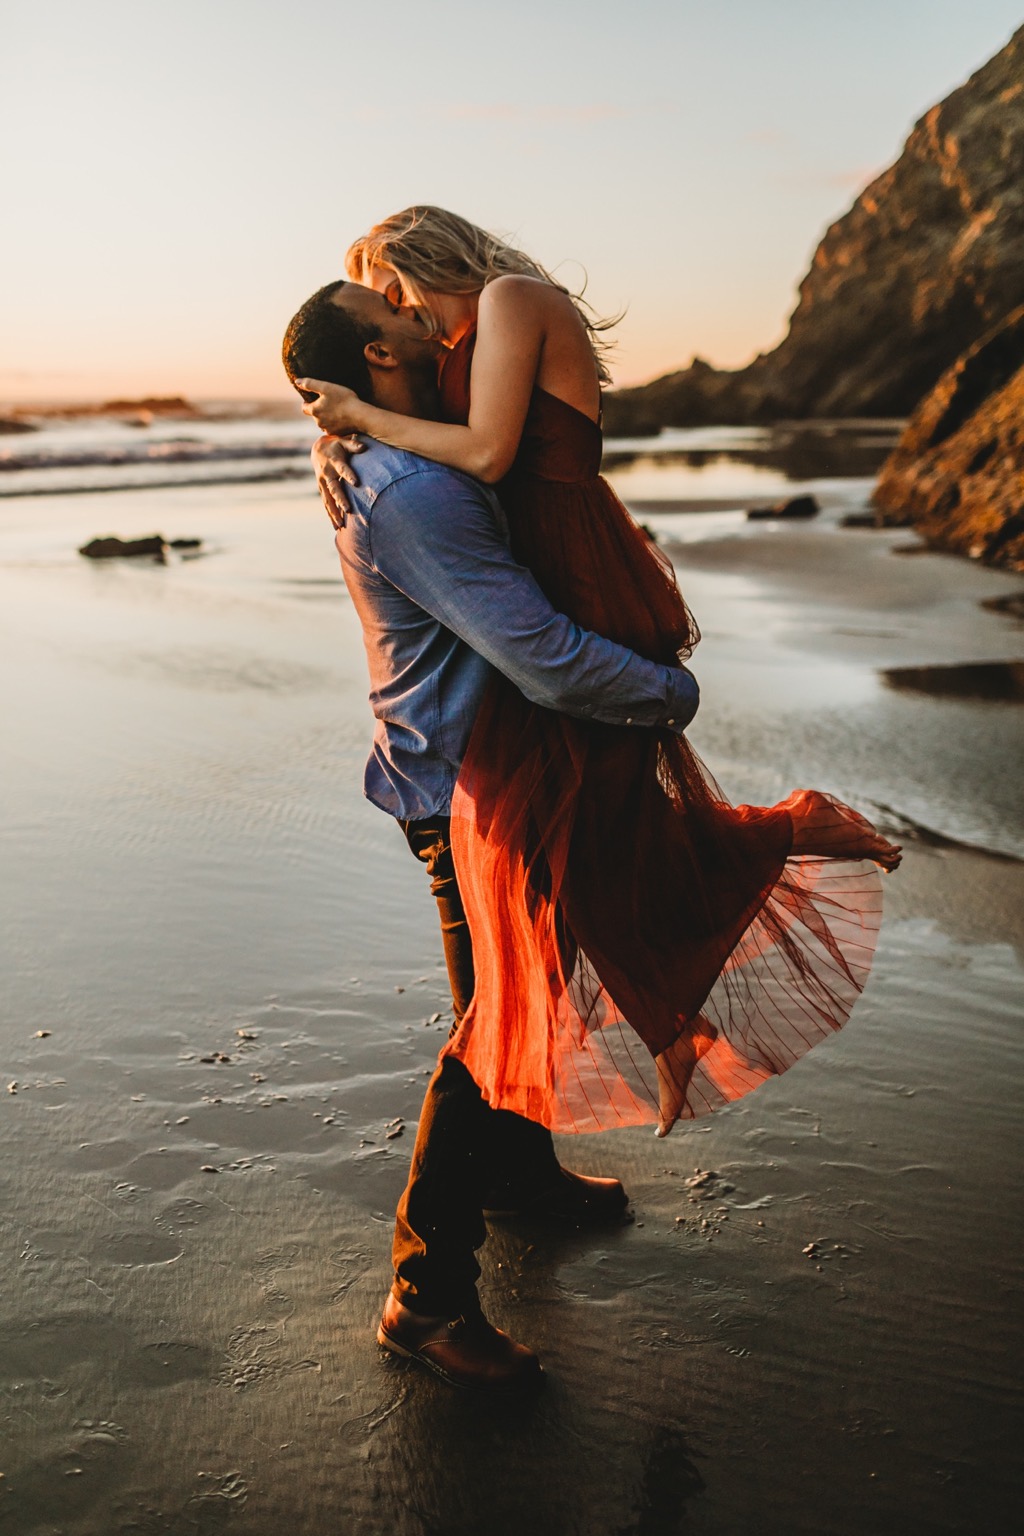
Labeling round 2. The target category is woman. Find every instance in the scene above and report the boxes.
[297,206,900,1136]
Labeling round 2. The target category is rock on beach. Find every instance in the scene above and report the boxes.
[746,495,820,522]
[873,305,1024,571]
[78,535,204,560]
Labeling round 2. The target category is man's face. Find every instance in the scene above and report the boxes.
[330,283,436,369]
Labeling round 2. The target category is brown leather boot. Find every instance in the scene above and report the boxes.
[482,1167,630,1224]
[377,1293,543,1395]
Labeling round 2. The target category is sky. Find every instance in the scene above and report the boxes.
[1,0,1020,402]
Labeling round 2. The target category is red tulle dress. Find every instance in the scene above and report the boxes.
[440,332,883,1135]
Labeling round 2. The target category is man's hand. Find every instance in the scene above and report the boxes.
[311,433,365,528]
[297,378,364,436]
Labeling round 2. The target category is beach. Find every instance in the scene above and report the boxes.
[1,427,1022,1535]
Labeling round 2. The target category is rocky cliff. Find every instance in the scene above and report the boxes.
[605,25,1024,435]
[873,305,1024,571]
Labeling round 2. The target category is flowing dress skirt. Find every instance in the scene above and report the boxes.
[444,465,882,1134]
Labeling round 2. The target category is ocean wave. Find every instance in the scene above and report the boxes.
[0,416,319,498]
[0,439,311,474]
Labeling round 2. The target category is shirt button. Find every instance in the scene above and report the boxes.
[626,717,633,725]
[667,718,675,725]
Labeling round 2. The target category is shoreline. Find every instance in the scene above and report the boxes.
[1,469,1021,1533]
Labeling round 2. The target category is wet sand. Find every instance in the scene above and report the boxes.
[1,469,1022,1534]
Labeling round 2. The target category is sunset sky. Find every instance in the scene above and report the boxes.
[2,0,1020,403]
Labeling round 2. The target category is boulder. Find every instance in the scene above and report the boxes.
[873,306,1024,571]
[604,25,1024,436]
[839,511,883,529]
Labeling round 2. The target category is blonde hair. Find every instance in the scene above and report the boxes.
[345,205,617,384]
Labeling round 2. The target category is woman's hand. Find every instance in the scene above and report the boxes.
[311,433,366,528]
[296,378,367,437]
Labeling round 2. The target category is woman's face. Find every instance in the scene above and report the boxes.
[363,261,475,346]
[367,264,417,314]
[367,263,399,299]
[366,262,458,339]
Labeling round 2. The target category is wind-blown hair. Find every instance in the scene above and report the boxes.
[346,205,618,384]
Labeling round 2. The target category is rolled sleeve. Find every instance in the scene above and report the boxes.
[664,669,700,733]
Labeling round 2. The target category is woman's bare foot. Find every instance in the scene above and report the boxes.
[655,1049,682,1138]
[788,790,902,871]
[654,1022,716,1136]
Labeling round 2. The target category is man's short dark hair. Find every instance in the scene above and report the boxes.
[282,280,381,401]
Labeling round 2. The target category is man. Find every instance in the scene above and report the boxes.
[282,281,700,1394]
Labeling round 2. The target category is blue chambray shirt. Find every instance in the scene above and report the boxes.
[334,441,699,821]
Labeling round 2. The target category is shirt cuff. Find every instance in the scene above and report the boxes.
[665,667,699,732]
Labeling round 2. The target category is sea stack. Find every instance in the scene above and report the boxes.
[604,25,1024,435]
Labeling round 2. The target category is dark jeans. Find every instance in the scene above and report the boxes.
[391,816,560,1316]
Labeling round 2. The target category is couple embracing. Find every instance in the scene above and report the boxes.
[282,206,899,1395]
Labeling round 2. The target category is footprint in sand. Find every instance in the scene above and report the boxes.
[327,1248,371,1303]
[218,1321,320,1393]
[154,1196,213,1235]
[99,1232,184,1268]
[184,1470,249,1525]
[68,1139,138,1172]
[249,1244,303,1320]
[124,1340,214,1388]
[340,1385,409,1446]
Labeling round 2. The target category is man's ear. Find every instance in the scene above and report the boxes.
[364,340,399,370]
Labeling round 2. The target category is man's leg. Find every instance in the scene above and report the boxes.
[391,818,559,1317]
[403,819,627,1219]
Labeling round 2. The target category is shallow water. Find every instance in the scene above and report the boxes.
[1,450,1022,1534]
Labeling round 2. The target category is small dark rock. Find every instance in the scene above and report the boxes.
[982,593,1024,623]
[891,541,931,556]
[79,535,167,561]
[747,495,820,521]
[169,538,202,550]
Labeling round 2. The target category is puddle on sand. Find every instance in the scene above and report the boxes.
[881,660,1024,701]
